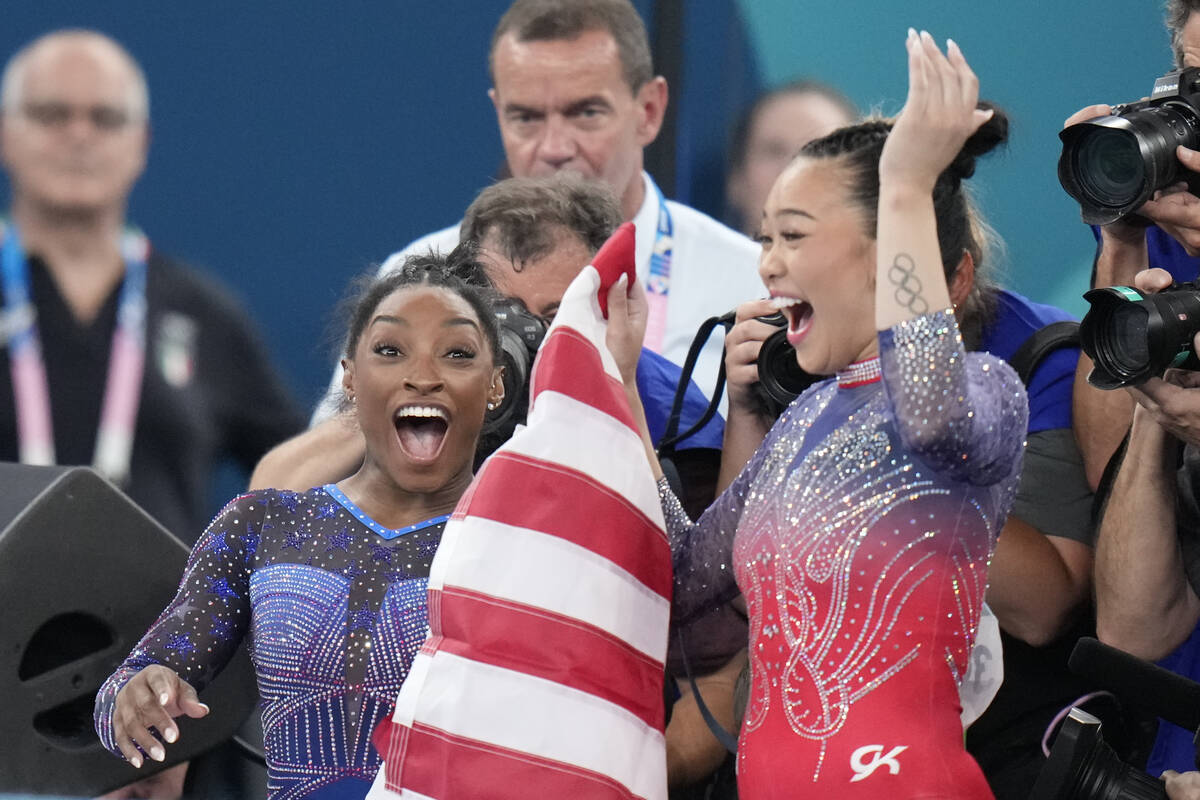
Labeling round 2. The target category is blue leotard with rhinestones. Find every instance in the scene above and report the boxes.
[95,486,446,799]
[661,310,1028,799]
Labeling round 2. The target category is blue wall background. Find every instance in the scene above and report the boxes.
[0,2,1177,414]
[733,1,1173,317]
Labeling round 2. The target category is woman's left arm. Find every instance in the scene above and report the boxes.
[874,30,981,331]
[876,32,1027,482]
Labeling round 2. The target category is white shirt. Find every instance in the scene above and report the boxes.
[313,173,763,422]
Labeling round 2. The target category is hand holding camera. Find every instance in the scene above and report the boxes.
[723,299,782,413]
[1060,69,1200,257]
[1060,68,1200,225]
[1083,267,1200,446]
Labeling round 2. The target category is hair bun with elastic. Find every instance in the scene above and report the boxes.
[947,101,1008,182]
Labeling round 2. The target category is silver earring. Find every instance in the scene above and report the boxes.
[487,400,498,410]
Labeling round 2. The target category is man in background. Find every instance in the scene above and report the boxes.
[0,29,303,799]
[329,0,762,406]
[0,30,303,542]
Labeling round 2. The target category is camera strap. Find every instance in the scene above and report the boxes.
[1006,320,1080,386]
[676,628,740,755]
[657,311,733,455]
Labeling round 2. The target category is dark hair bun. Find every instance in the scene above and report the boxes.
[947,101,1008,181]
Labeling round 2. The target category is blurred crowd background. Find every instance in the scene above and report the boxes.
[0,0,1169,443]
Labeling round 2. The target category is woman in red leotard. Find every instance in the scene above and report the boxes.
[609,30,1026,799]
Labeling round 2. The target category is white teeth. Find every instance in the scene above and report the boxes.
[395,406,448,421]
[770,296,803,309]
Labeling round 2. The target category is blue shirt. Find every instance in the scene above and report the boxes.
[980,289,1078,434]
[636,346,724,450]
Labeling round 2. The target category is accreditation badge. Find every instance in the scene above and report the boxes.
[156,311,197,388]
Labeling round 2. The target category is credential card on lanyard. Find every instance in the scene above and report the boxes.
[643,183,673,354]
[0,221,149,485]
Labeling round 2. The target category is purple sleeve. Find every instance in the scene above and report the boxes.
[658,397,803,629]
[879,309,1028,487]
[94,492,262,759]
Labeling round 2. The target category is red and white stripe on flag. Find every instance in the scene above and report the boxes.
[369,223,671,800]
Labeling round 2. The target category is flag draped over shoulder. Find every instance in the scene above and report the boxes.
[368,223,671,800]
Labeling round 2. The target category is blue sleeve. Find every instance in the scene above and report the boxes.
[635,347,724,450]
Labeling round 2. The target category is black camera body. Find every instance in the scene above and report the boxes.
[1080,281,1200,389]
[1059,67,1200,224]
[752,313,818,419]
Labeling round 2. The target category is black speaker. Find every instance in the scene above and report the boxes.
[0,463,259,797]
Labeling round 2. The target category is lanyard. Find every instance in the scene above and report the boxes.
[1,221,149,485]
[643,181,674,352]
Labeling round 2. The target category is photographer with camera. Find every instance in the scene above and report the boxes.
[1067,2,1200,490]
[1087,265,1200,787]
[1060,3,1200,789]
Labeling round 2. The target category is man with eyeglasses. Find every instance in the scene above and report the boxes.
[0,31,303,797]
[0,29,303,538]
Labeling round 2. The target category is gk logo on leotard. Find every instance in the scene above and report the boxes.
[849,744,908,782]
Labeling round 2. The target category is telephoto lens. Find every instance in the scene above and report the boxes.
[1059,67,1200,225]
[1029,708,1166,800]
[1079,283,1200,389]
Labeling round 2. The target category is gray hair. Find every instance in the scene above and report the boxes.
[1166,0,1200,67]
[1,30,149,121]
[461,173,621,269]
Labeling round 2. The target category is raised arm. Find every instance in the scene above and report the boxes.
[1096,385,1200,660]
[1072,181,1145,488]
[874,31,1027,482]
[873,30,975,333]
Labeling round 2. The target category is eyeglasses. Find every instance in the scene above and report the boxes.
[18,101,138,132]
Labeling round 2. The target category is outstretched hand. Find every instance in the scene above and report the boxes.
[879,29,992,193]
[111,665,209,768]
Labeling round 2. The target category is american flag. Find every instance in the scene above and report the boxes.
[368,223,671,800]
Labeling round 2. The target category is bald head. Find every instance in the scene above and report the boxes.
[1,30,148,121]
[0,30,150,218]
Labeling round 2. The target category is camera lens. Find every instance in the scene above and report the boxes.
[756,328,816,416]
[1058,76,1200,225]
[1082,284,1200,388]
[1073,128,1144,208]
[1103,303,1150,375]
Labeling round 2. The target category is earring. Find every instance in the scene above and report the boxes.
[487,400,498,411]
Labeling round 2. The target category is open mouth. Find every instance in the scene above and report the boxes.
[771,296,814,344]
[393,405,450,463]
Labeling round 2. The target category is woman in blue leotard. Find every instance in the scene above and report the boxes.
[95,251,506,799]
